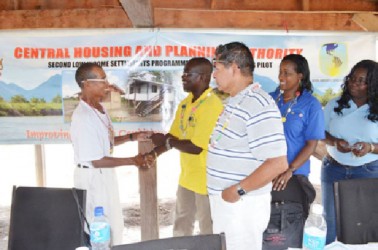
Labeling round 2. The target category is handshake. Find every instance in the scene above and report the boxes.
[133,152,157,170]
[131,132,174,170]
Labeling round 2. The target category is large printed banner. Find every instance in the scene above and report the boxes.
[0,30,376,144]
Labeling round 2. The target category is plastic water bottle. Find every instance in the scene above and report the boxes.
[90,206,111,250]
[303,204,327,250]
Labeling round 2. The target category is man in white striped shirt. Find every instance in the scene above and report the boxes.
[207,42,288,250]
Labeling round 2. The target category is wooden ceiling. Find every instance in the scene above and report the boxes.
[0,0,377,31]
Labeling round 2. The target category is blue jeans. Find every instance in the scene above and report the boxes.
[320,156,378,244]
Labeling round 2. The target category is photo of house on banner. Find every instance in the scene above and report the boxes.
[62,69,176,124]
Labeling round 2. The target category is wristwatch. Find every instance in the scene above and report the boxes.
[237,184,247,196]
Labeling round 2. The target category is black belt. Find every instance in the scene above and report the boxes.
[77,164,90,169]
[326,154,356,168]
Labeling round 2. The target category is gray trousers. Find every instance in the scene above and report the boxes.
[173,185,213,236]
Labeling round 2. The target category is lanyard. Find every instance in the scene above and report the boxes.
[91,106,115,154]
[179,92,211,137]
[275,91,299,123]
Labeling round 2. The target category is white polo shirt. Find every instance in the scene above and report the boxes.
[207,84,287,196]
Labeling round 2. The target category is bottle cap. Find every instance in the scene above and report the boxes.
[312,203,323,215]
[94,206,104,216]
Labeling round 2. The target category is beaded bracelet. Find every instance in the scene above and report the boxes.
[166,137,172,150]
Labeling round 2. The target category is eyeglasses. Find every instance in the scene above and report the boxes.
[212,59,227,68]
[82,78,109,84]
[182,72,204,77]
[347,76,367,86]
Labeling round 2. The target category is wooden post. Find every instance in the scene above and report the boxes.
[138,140,159,240]
[34,144,46,187]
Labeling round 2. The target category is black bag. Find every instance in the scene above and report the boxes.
[262,201,304,250]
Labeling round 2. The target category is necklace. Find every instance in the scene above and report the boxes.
[179,92,211,137]
[284,96,295,101]
[90,105,115,154]
[275,91,300,123]
[211,84,257,146]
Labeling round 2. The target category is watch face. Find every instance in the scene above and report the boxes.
[237,187,246,196]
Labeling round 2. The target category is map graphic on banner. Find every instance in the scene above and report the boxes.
[0,30,375,144]
[319,42,348,77]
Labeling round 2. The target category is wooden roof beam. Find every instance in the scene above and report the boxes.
[0,0,123,10]
[154,9,377,31]
[151,0,376,12]
[119,0,153,28]
[12,0,19,10]
[302,0,310,11]
[352,13,378,31]
[0,9,132,29]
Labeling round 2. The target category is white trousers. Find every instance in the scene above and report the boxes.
[209,193,271,250]
[74,167,124,246]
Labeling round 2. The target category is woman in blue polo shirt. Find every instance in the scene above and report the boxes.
[267,54,325,247]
